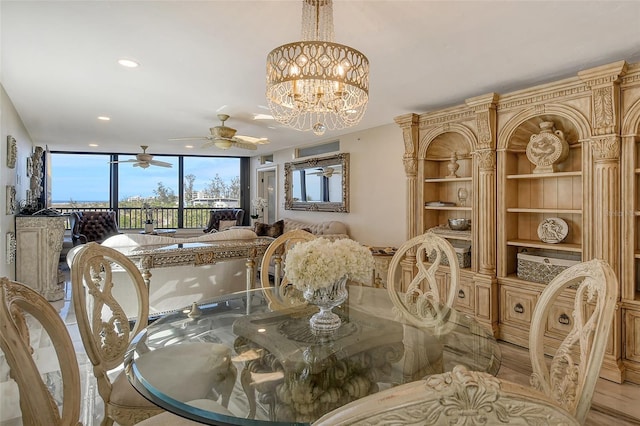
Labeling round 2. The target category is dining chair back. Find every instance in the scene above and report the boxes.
[386,231,460,327]
[0,277,82,426]
[70,242,163,425]
[312,364,579,425]
[315,258,617,425]
[260,229,316,311]
[0,277,232,426]
[529,258,618,424]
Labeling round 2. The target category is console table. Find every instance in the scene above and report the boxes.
[15,215,66,301]
[113,237,273,295]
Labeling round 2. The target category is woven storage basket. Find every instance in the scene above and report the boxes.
[429,242,471,268]
[517,250,581,284]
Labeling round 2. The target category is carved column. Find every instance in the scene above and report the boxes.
[395,114,420,287]
[475,150,496,275]
[466,94,499,335]
[466,94,498,276]
[579,61,626,383]
[395,113,420,239]
[591,136,621,271]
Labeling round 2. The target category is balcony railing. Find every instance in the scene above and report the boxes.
[56,207,214,230]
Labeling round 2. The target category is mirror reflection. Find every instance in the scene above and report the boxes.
[284,153,349,212]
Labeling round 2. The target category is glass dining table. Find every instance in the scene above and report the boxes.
[125,286,501,425]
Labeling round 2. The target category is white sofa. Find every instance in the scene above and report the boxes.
[282,218,349,239]
[69,229,261,319]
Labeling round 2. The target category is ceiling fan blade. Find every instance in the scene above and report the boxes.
[234,135,269,145]
[149,160,173,168]
[168,136,210,141]
[232,141,258,150]
[109,159,138,164]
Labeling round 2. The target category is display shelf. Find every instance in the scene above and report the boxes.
[506,171,582,180]
[428,225,472,241]
[507,239,582,253]
[425,206,472,211]
[424,176,473,183]
[506,208,582,214]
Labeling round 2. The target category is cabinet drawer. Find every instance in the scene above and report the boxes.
[500,286,538,328]
[545,298,574,339]
[454,279,474,313]
[624,308,640,363]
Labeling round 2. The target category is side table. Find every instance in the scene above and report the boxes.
[15,215,67,301]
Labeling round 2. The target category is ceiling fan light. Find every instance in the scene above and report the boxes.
[266,0,369,134]
[215,140,232,150]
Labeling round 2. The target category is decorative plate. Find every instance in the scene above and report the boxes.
[537,217,569,244]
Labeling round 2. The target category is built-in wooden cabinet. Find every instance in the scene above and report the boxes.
[621,62,640,383]
[398,60,640,384]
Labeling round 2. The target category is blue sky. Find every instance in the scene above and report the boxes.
[51,153,240,202]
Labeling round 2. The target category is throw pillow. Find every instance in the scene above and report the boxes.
[219,220,237,231]
[254,220,284,238]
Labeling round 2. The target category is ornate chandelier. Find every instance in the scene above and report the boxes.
[266,0,369,136]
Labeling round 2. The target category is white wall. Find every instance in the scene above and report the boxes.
[251,123,408,248]
[0,85,34,278]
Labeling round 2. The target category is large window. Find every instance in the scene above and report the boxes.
[50,154,111,207]
[50,152,245,229]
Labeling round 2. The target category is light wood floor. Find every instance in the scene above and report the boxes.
[497,341,640,425]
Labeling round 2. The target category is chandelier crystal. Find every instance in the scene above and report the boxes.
[266,0,369,136]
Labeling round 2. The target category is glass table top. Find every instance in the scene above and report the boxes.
[125,286,501,425]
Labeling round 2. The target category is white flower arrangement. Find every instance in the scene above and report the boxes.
[284,238,374,290]
[251,197,268,219]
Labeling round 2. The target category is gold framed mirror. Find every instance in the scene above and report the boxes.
[284,153,349,212]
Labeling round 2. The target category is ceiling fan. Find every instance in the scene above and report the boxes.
[170,114,269,150]
[310,167,341,178]
[110,146,172,169]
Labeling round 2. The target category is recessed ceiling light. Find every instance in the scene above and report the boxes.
[97,116,110,121]
[118,58,139,68]
[253,114,274,120]
[89,143,99,147]
[185,145,194,149]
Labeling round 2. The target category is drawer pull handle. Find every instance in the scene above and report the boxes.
[558,314,570,325]
[458,290,465,299]
[514,303,524,314]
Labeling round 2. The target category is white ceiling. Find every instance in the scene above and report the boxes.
[2,1,640,157]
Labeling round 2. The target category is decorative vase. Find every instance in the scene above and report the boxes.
[446,152,460,178]
[303,276,349,332]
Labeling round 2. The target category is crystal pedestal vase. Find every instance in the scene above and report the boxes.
[303,276,348,332]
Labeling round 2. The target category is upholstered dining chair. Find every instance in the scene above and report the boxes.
[0,277,234,426]
[384,232,462,380]
[314,259,618,425]
[0,277,82,426]
[386,231,461,326]
[70,242,236,425]
[70,242,162,424]
[259,229,316,311]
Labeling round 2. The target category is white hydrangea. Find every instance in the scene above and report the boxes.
[284,238,374,290]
